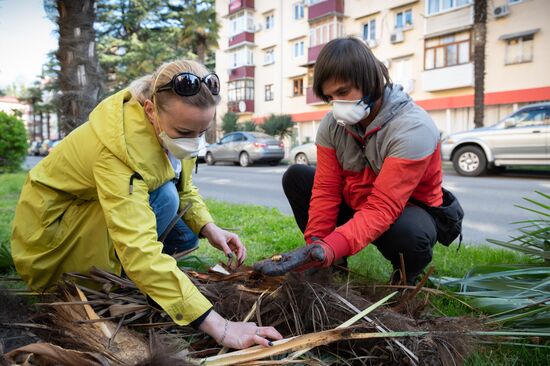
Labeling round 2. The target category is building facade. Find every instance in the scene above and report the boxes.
[215,0,550,144]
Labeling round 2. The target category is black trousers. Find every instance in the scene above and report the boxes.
[282,164,437,283]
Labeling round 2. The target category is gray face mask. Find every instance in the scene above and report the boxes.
[159,131,202,160]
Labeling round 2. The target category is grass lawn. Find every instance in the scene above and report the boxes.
[1,171,547,365]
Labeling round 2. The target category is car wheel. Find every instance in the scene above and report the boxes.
[205,152,215,166]
[239,152,251,167]
[452,145,487,176]
[295,153,309,165]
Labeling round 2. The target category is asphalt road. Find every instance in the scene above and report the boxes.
[24,156,550,245]
[192,162,550,246]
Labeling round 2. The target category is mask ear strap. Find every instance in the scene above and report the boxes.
[360,96,375,111]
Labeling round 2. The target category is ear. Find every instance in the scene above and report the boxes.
[143,99,156,122]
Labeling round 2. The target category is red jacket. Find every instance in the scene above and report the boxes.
[305,86,443,260]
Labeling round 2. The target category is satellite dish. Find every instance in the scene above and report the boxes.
[238,100,246,112]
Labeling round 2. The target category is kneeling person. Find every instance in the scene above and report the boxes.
[255,37,443,284]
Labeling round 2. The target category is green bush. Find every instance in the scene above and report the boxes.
[0,111,28,173]
[221,111,238,134]
[239,120,257,132]
[259,114,294,139]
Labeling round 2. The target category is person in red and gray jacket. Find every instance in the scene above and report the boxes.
[254,37,443,284]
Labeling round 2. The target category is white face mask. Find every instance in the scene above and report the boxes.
[331,98,373,126]
[159,131,202,160]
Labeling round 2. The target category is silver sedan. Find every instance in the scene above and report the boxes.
[289,142,317,165]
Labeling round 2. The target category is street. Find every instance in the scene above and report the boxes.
[25,156,550,245]
[192,162,550,246]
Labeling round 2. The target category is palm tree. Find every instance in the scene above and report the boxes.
[44,0,102,134]
[162,0,220,143]
[473,0,487,128]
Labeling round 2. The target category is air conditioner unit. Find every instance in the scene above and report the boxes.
[493,5,510,18]
[366,39,378,48]
[390,29,404,44]
[254,23,263,32]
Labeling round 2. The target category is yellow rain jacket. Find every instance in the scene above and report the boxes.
[11,89,213,325]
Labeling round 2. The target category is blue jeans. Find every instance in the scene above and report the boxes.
[149,181,199,255]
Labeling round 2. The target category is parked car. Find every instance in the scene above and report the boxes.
[39,140,53,156]
[47,140,61,154]
[441,102,550,176]
[290,142,317,165]
[28,140,42,156]
[205,131,284,167]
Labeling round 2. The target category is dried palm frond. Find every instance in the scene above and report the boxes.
[3,265,483,365]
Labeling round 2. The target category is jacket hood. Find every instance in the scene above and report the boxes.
[88,89,174,189]
[367,84,412,130]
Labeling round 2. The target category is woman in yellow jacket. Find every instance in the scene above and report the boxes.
[11,59,282,349]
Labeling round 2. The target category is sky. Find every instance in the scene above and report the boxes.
[0,0,58,89]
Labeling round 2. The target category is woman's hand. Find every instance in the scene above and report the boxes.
[200,222,246,266]
[199,310,283,349]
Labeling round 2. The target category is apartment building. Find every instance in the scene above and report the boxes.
[214,0,550,144]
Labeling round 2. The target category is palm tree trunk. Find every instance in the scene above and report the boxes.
[56,0,102,134]
[473,0,487,128]
[46,110,51,140]
[38,110,44,141]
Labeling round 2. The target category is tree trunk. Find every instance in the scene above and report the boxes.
[473,0,487,129]
[56,108,63,139]
[46,111,51,140]
[56,0,101,134]
[38,110,44,141]
[31,102,37,141]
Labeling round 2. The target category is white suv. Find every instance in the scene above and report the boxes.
[441,103,550,176]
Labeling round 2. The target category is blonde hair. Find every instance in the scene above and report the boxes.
[128,59,221,111]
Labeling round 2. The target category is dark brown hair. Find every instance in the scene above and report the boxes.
[313,37,392,103]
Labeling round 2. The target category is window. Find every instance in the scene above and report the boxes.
[228,11,255,37]
[292,78,304,96]
[427,0,471,15]
[507,108,548,128]
[220,134,235,144]
[228,79,254,102]
[233,133,246,142]
[307,66,314,87]
[293,3,304,20]
[363,19,376,41]
[392,57,412,84]
[229,46,254,68]
[505,35,534,64]
[265,14,274,30]
[264,49,275,65]
[424,31,470,70]
[395,9,412,29]
[292,41,305,58]
[508,0,522,4]
[309,20,344,47]
[265,84,274,101]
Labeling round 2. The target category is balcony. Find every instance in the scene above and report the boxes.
[422,63,473,92]
[228,0,254,15]
[228,99,254,114]
[228,32,255,48]
[307,44,325,64]
[308,0,344,22]
[425,4,473,37]
[228,65,255,81]
[306,87,324,105]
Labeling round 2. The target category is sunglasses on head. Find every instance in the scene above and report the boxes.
[156,72,220,97]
